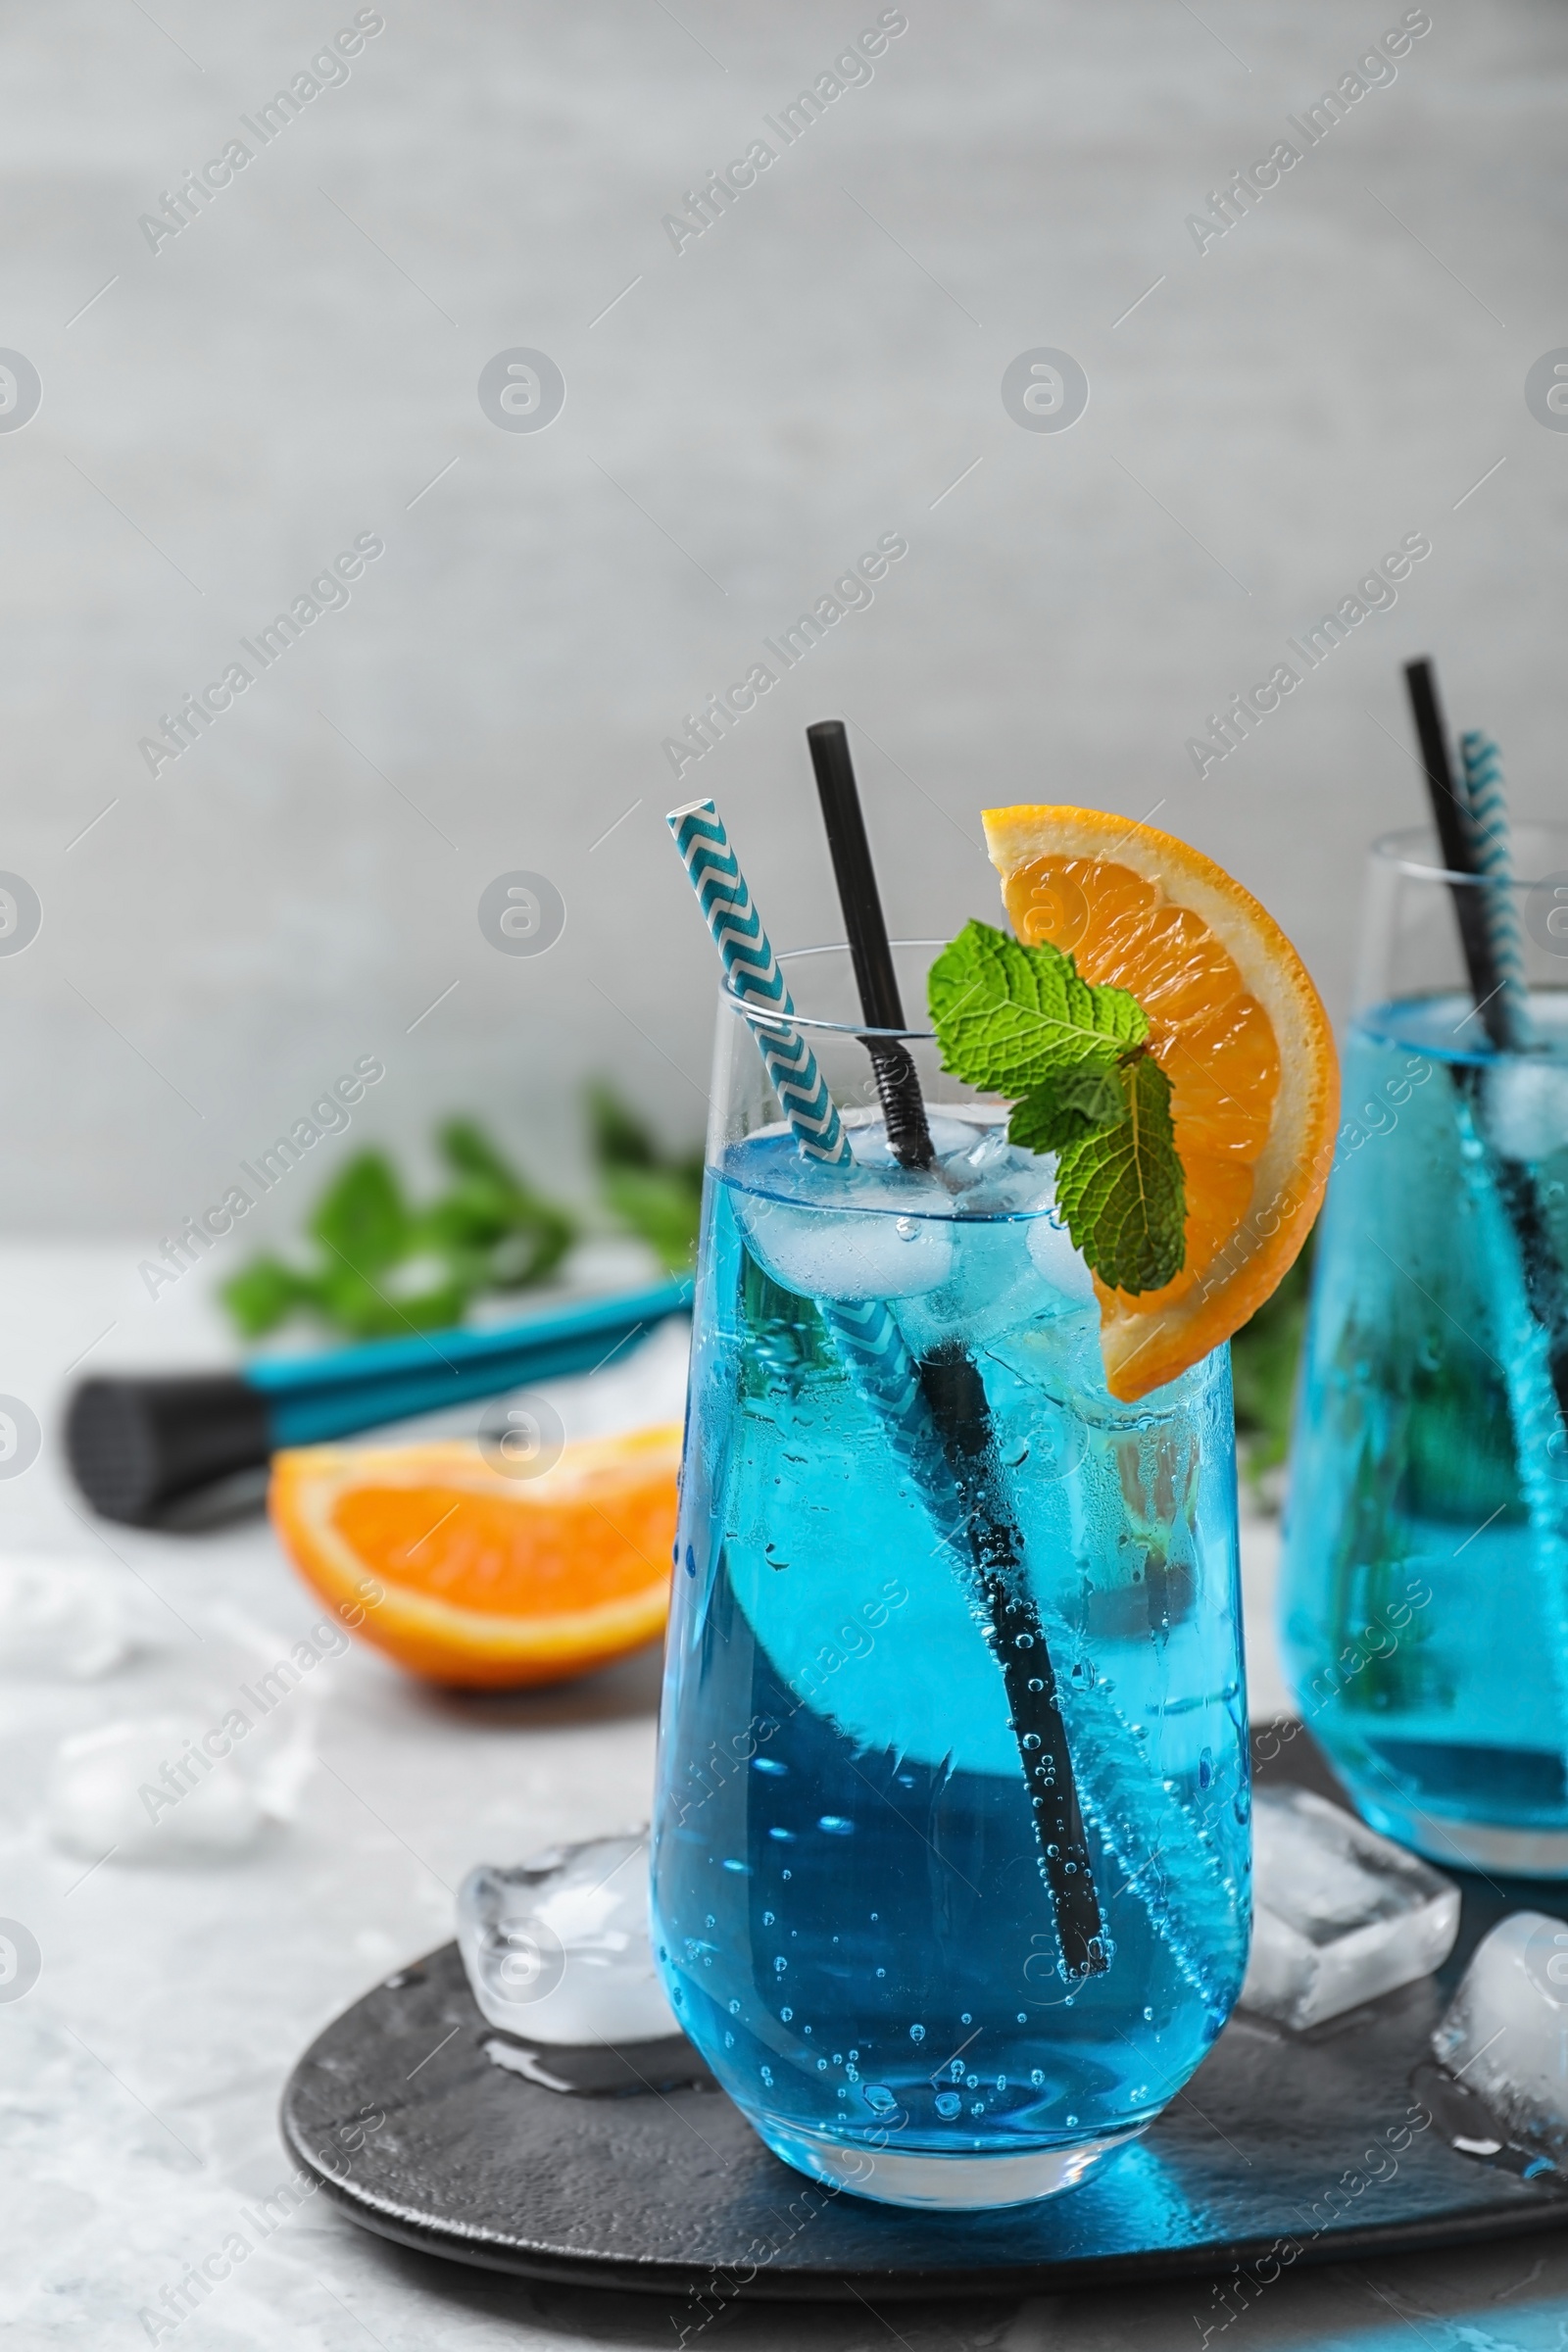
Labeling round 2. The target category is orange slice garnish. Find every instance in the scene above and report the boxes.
[984,806,1338,1401]
[269,1425,679,1689]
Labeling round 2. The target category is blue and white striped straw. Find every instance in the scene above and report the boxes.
[665,794,945,1496]
[1459,731,1532,1051]
[666,798,851,1165]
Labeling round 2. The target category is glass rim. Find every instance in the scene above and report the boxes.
[1371,822,1568,891]
[720,939,943,1040]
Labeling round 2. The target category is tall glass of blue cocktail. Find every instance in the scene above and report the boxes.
[1282,822,1568,1874]
[650,937,1250,2209]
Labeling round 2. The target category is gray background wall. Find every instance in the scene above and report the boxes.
[2,0,1562,1238]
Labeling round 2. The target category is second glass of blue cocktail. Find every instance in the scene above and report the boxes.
[1282,821,1568,1874]
[651,942,1250,2210]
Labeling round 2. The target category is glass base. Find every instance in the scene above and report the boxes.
[1356,1789,1568,1878]
[746,2112,1149,2210]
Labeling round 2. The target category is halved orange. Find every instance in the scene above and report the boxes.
[269,1424,680,1689]
[984,806,1338,1401]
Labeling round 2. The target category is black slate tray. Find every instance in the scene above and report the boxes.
[279,1726,1568,2301]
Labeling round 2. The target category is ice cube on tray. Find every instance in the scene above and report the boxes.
[1240,1784,1459,2031]
[458,1832,677,2046]
[1432,1910,1568,2157]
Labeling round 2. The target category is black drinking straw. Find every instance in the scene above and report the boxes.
[1405,661,1511,1054]
[807,721,934,1170]
[1403,659,1568,1414]
[804,718,1107,1979]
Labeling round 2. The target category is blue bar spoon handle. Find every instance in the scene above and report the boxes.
[65,1277,693,1526]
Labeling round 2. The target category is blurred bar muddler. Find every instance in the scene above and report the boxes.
[65,1276,693,1528]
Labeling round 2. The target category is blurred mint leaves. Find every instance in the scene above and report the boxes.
[928,918,1186,1295]
[222,1119,575,1340]
[588,1083,703,1273]
[221,1093,703,1343]
[1231,1232,1313,1509]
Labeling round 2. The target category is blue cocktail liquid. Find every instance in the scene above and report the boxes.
[651,1114,1250,2208]
[1282,993,1568,1874]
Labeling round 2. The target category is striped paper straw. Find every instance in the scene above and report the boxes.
[665,797,967,1507]
[666,798,851,1165]
[667,799,976,1494]
[1459,731,1532,1050]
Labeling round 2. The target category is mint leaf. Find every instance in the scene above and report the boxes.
[926,916,1185,1292]
[309,1152,410,1275]
[928,919,1148,1095]
[587,1082,661,1170]
[220,1256,309,1340]
[438,1117,528,1192]
[1054,1053,1187,1294]
[1008,1064,1125,1152]
[604,1166,702,1272]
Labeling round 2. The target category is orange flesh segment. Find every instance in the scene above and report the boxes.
[269,1426,679,1690]
[332,1479,672,1614]
[985,808,1338,1401]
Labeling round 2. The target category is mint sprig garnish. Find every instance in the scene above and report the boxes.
[927,919,1187,1294]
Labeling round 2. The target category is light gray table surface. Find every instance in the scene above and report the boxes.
[4,1245,1568,2351]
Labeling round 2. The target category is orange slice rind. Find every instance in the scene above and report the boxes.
[269,1423,680,1689]
[984,805,1338,1401]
